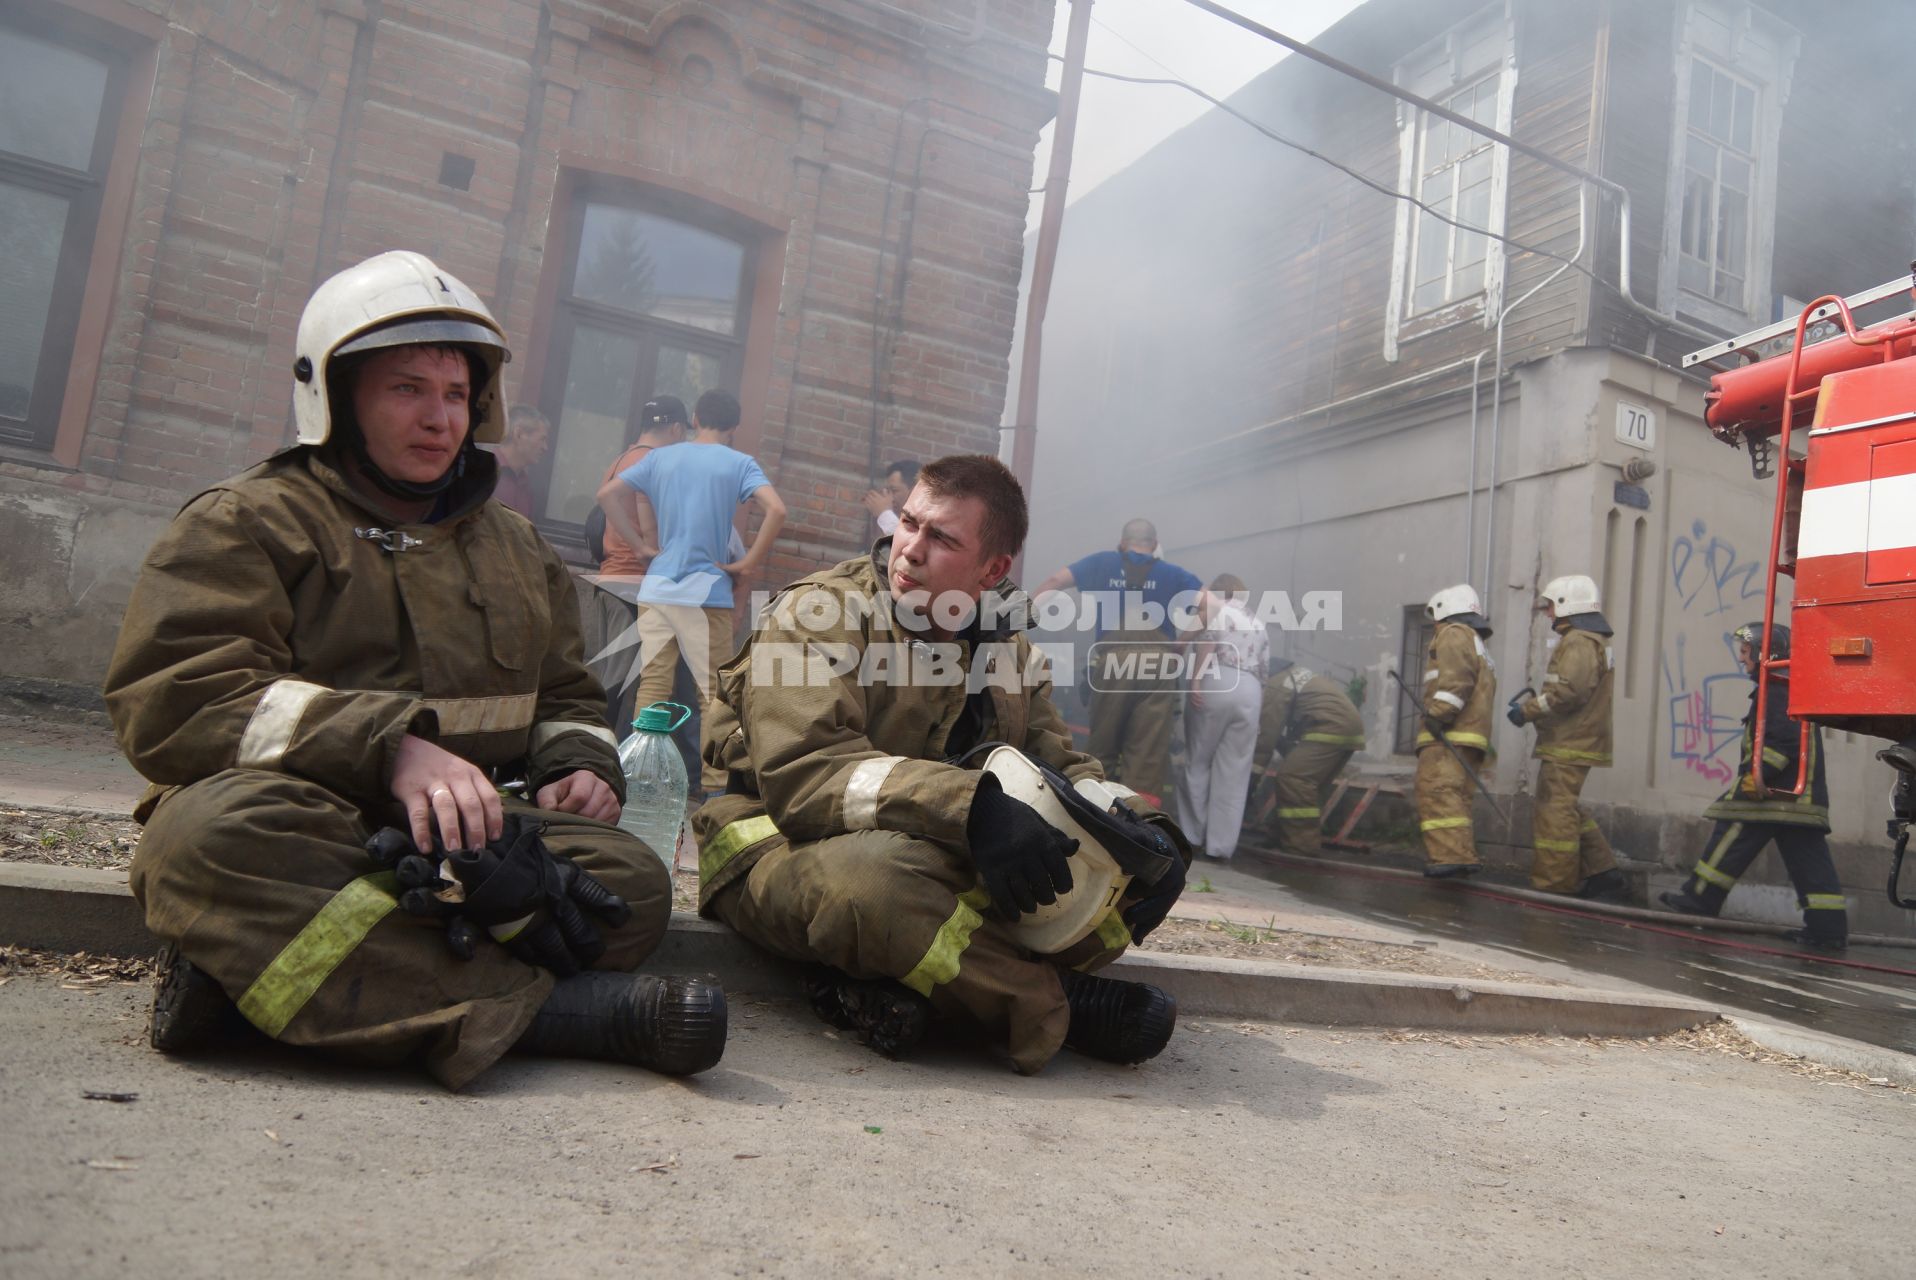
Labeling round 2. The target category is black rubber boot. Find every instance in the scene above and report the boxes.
[514,972,727,1076]
[148,942,234,1054]
[806,969,932,1059]
[1574,869,1630,903]
[1423,863,1479,880]
[1058,969,1176,1064]
[1658,889,1716,917]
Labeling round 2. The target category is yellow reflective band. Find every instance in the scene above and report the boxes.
[1533,838,1580,852]
[1692,861,1737,889]
[1276,807,1321,819]
[1446,732,1489,749]
[1761,747,1789,769]
[701,815,780,883]
[1302,732,1366,747]
[1581,819,1601,832]
[236,872,399,1038]
[1540,747,1612,763]
[1093,907,1133,953]
[901,886,992,997]
[1421,817,1472,832]
[1805,894,1847,911]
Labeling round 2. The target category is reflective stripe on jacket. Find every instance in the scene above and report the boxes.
[1418,621,1496,751]
[1523,625,1614,766]
[105,449,618,815]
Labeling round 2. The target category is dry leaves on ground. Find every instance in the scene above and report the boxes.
[0,945,152,986]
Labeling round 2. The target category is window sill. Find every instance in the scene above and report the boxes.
[0,441,79,476]
[1396,298,1487,345]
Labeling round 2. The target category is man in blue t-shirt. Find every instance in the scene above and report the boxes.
[1032,518,1205,803]
[596,389,786,793]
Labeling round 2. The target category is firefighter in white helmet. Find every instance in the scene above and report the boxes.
[104,251,726,1087]
[1507,574,1625,900]
[1415,584,1498,877]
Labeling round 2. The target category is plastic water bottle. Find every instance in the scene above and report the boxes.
[617,701,690,874]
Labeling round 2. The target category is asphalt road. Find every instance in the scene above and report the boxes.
[3,977,1913,1278]
[1242,852,1916,1056]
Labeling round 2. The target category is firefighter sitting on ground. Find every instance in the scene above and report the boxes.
[692,455,1193,1071]
[1505,574,1628,902]
[1415,584,1498,878]
[103,251,726,1088]
[1659,621,1849,952]
[1251,659,1366,853]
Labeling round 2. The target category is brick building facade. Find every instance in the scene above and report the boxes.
[0,0,1055,687]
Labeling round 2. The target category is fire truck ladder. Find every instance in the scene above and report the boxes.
[1690,277,1916,804]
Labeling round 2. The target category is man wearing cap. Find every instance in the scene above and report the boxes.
[589,395,689,734]
[104,251,727,1088]
[694,454,1191,1071]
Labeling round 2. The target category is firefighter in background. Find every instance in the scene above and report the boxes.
[1659,622,1849,951]
[1031,519,1205,805]
[1506,575,1627,901]
[1415,584,1497,878]
[1252,659,1365,852]
[103,251,726,1087]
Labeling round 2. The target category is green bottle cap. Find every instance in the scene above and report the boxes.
[634,701,691,733]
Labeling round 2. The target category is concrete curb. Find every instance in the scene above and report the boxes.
[1,862,1715,1040]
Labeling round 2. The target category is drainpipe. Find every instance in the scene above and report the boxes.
[1480,182,1591,602]
[1462,348,1487,580]
[1008,0,1093,575]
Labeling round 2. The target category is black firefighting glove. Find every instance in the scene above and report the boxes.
[1120,819,1187,945]
[965,772,1078,918]
[366,815,631,977]
[1506,688,1534,728]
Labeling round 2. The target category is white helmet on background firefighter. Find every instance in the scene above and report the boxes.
[1538,574,1601,618]
[291,252,512,497]
[1426,582,1492,635]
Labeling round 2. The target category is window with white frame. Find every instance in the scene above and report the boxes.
[1384,6,1515,360]
[1658,3,1798,329]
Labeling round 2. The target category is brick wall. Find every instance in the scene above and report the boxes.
[0,0,1057,683]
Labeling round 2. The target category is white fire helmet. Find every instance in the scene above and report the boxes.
[1539,574,1601,616]
[291,251,510,447]
[976,745,1179,955]
[1425,583,1483,624]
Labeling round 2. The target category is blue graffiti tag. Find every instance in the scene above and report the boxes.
[1670,520,1764,617]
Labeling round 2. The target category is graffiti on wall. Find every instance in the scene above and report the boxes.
[1665,520,1763,784]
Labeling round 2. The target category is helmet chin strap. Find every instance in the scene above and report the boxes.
[337,412,473,500]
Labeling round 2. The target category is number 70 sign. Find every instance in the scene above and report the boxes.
[1616,401,1656,451]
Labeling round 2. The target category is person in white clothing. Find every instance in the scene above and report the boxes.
[1177,573,1268,859]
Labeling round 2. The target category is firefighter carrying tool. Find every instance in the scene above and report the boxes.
[1508,575,1625,901]
[1408,584,1500,878]
[105,251,726,1087]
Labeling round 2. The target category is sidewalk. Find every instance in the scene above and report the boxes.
[3,708,1910,1073]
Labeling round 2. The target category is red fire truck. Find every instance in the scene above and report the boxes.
[1684,268,1916,906]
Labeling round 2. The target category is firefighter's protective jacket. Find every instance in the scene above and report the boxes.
[1259,666,1365,757]
[1419,620,1496,750]
[1519,623,1614,766]
[696,547,1176,908]
[1702,679,1830,829]
[104,448,619,815]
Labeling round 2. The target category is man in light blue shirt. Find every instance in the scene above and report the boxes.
[596,389,785,793]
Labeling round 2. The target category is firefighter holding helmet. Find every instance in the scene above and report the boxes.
[1414,583,1498,877]
[1506,574,1626,900]
[693,455,1191,1072]
[104,251,727,1087]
